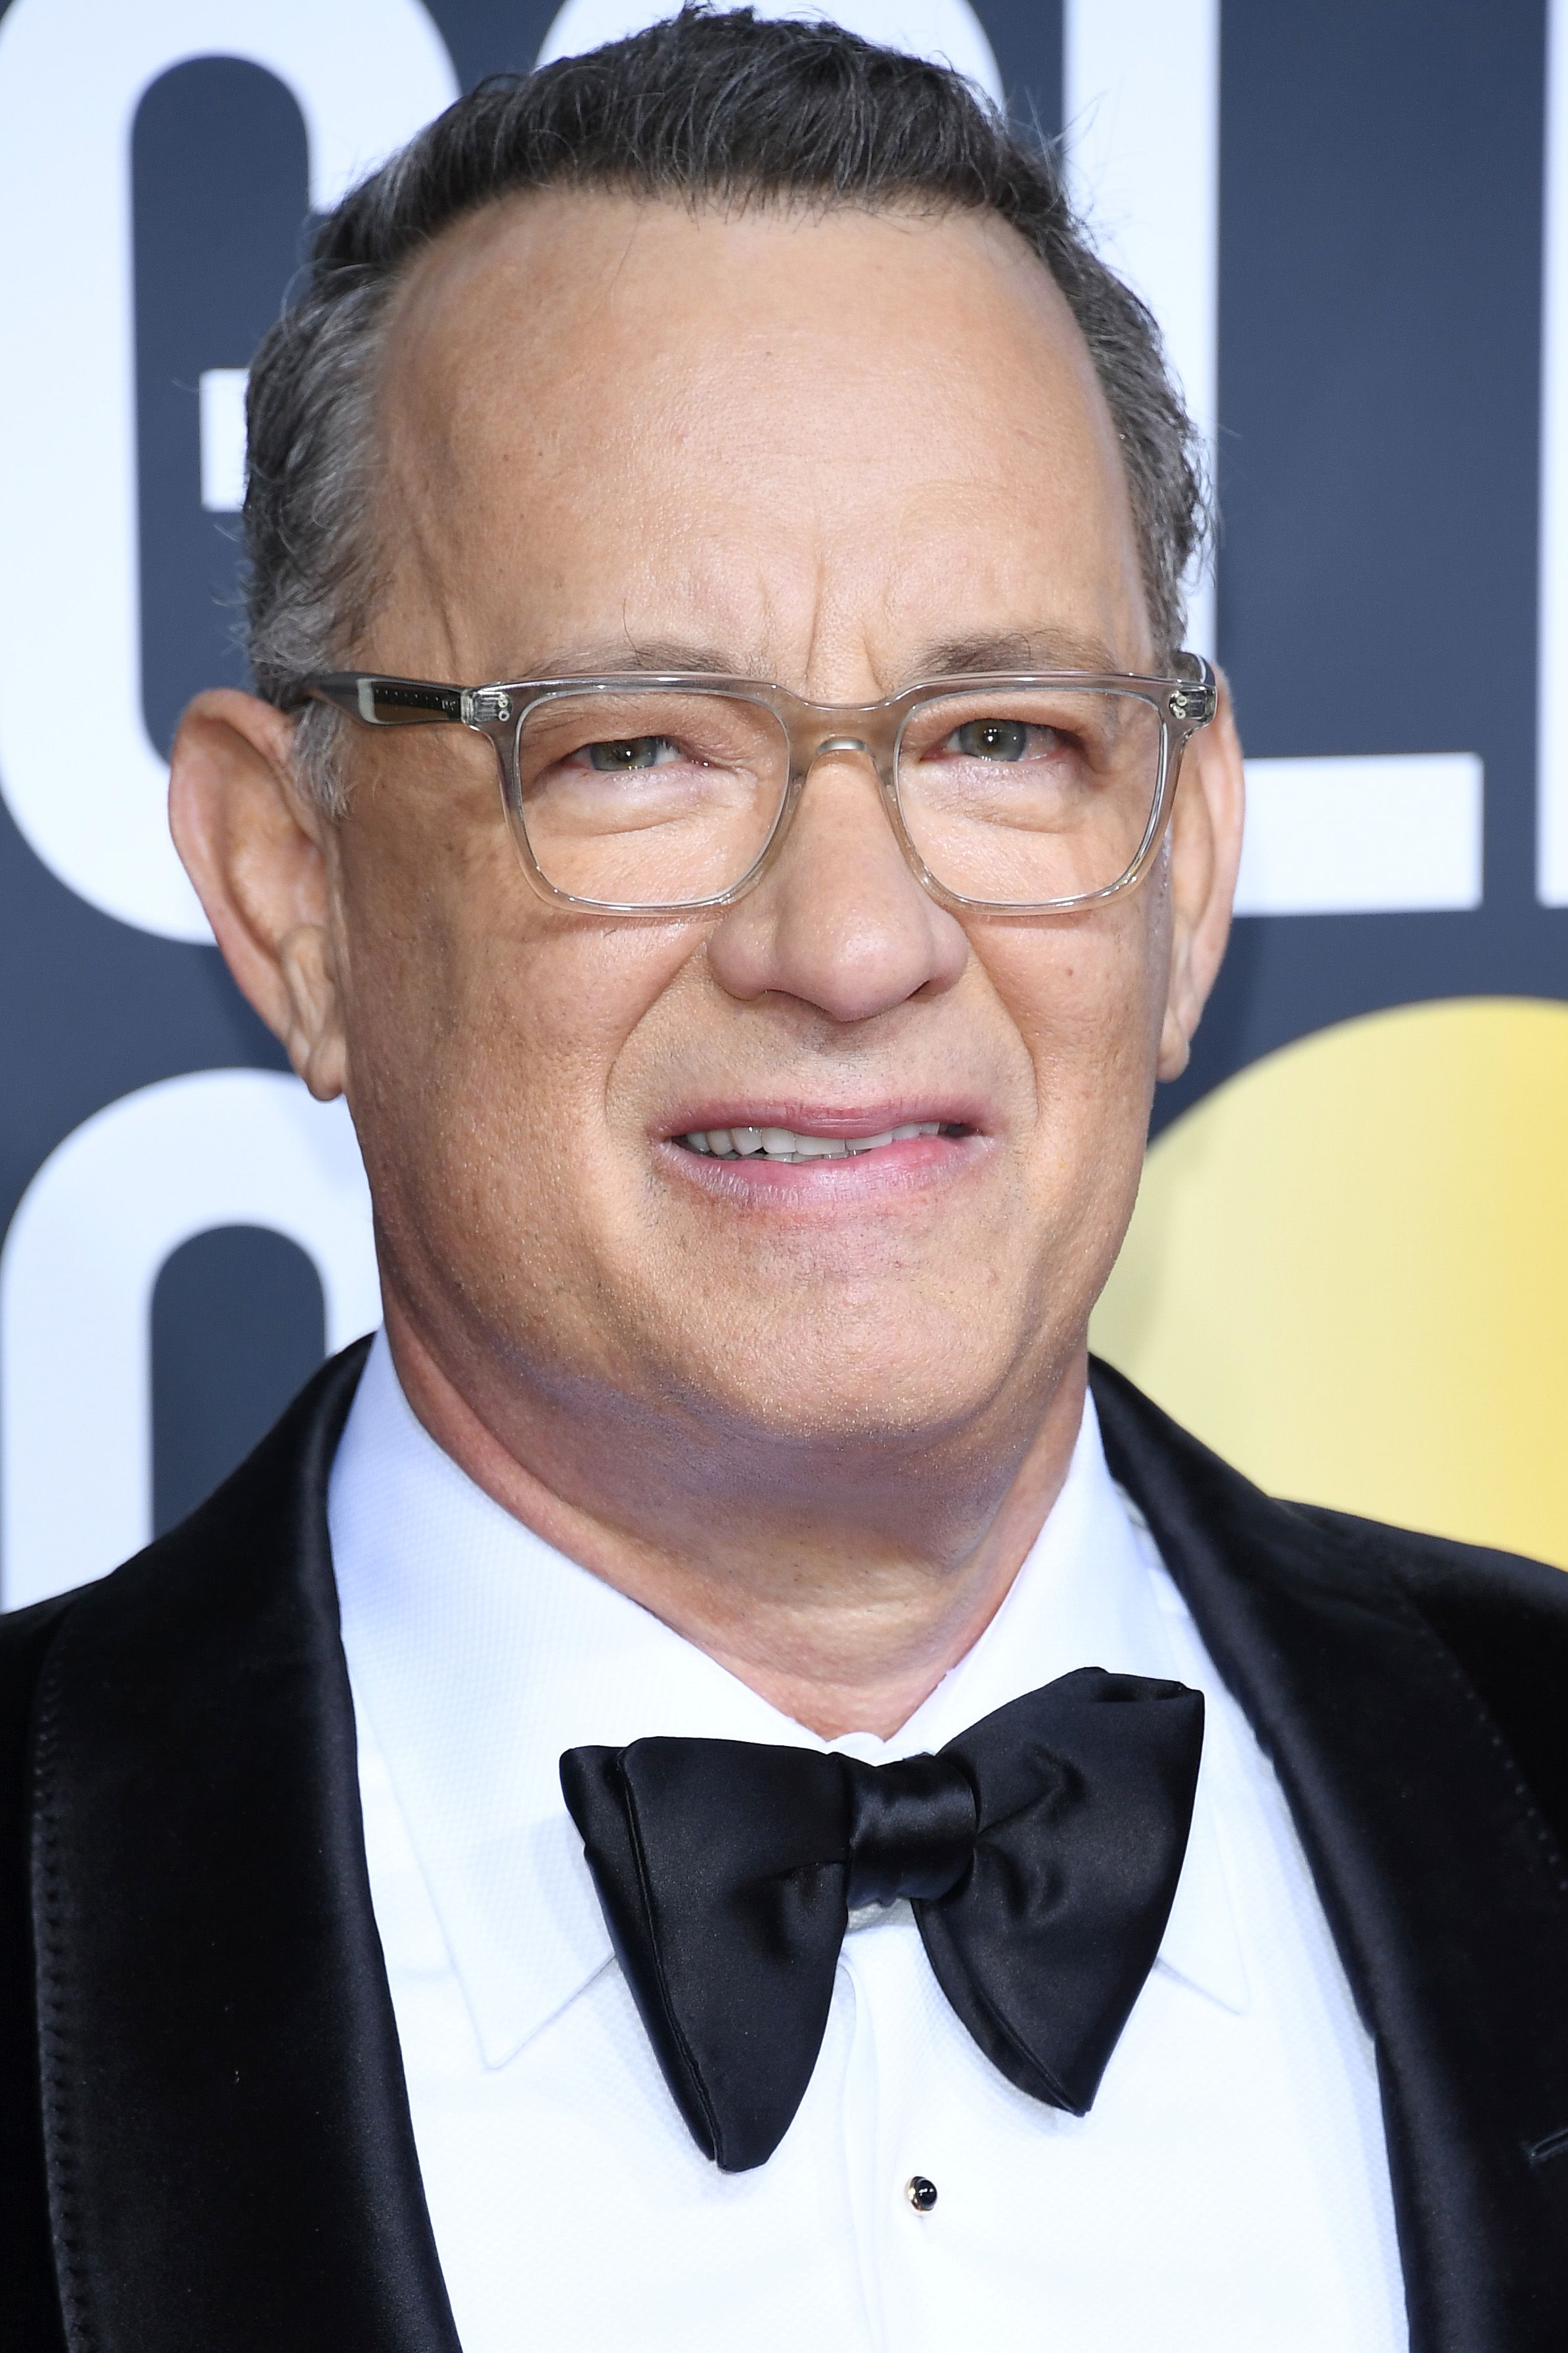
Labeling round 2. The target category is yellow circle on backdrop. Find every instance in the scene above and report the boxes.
[1090,995,1568,1570]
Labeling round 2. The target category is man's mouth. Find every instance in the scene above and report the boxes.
[676,1120,969,1163]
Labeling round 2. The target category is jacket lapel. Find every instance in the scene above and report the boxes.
[29,1333,1568,2348]
[1092,1357,1568,2353]
[30,1340,460,2353]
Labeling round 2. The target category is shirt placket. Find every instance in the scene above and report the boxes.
[839,1912,950,2353]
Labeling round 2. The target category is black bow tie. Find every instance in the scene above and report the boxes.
[560,1666,1203,2171]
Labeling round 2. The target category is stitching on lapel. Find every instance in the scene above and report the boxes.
[1092,1358,1568,2350]
[1370,1540,1568,1910]
[18,1342,460,2353]
[30,1627,92,2353]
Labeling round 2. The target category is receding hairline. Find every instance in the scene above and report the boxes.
[380,173,1077,360]
[374,179,1109,497]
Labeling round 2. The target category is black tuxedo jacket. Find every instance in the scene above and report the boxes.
[3,1342,1567,2352]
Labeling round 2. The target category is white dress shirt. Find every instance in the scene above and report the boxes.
[332,1331,1408,2352]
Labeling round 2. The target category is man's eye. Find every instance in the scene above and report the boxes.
[950,719,1035,762]
[585,736,677,771]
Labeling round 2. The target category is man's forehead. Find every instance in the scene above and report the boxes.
[372,189,1149,677]
[384,185,1090,432]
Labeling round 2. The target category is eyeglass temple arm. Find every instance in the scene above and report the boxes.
[1168,656,1217,727]
[298,673,513,727]
[299,664,1216,730]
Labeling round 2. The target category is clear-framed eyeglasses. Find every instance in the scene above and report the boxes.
[298,659,1218,917]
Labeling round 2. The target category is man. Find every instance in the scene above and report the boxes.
[3,12,1565,2350]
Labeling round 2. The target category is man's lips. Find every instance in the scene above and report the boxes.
[680,1117,958,1162]
[656,1103,988,1174]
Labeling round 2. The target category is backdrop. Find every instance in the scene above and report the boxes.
[0,0,1563,1610]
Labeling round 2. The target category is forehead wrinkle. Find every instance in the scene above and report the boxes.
[496,634,753,679]
[378,476,470,673]
[778,541,839,699]
[375,342,503,674]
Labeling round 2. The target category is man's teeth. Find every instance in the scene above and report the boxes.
[683,1122,945,1161]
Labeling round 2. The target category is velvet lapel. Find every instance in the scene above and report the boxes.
[29,1340,460,2353]
[1091,1358,1568,2353]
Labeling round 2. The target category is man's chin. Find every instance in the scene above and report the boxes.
[648,1323,1038,1459]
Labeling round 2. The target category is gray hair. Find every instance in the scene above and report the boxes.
[244,5,1209,811]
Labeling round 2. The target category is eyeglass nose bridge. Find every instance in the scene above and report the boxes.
[784,720,907,819]
[788,718,903,790]
[780,695,904,783]
[766,717,934,902]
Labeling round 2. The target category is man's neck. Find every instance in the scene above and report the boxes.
[382,1305,1088,1741]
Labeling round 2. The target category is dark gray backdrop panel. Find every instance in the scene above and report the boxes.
[1170,0,1556,1130]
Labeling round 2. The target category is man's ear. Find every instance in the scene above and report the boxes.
[1157,669,1245,1081]
[168,689,348,1102]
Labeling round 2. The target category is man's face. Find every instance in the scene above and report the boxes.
[320,193,1218,1464]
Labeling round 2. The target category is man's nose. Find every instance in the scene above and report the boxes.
[704,749,969,1020]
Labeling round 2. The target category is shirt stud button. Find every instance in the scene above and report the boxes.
[906,2175,938,2212]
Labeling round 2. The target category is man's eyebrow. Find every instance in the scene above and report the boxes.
[494,638,746,680]
[912,628,1134,677]
[485,627,1142,688]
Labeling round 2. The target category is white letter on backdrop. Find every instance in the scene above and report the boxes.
[0,0,458,942]
[0,1071,380,1609]
[1063,0,1220,658]
[537,0,1001,103]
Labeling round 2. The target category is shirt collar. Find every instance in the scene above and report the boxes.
[330,1331,1246,2072]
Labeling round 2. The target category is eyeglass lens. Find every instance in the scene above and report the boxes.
[510,686,1163,908]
